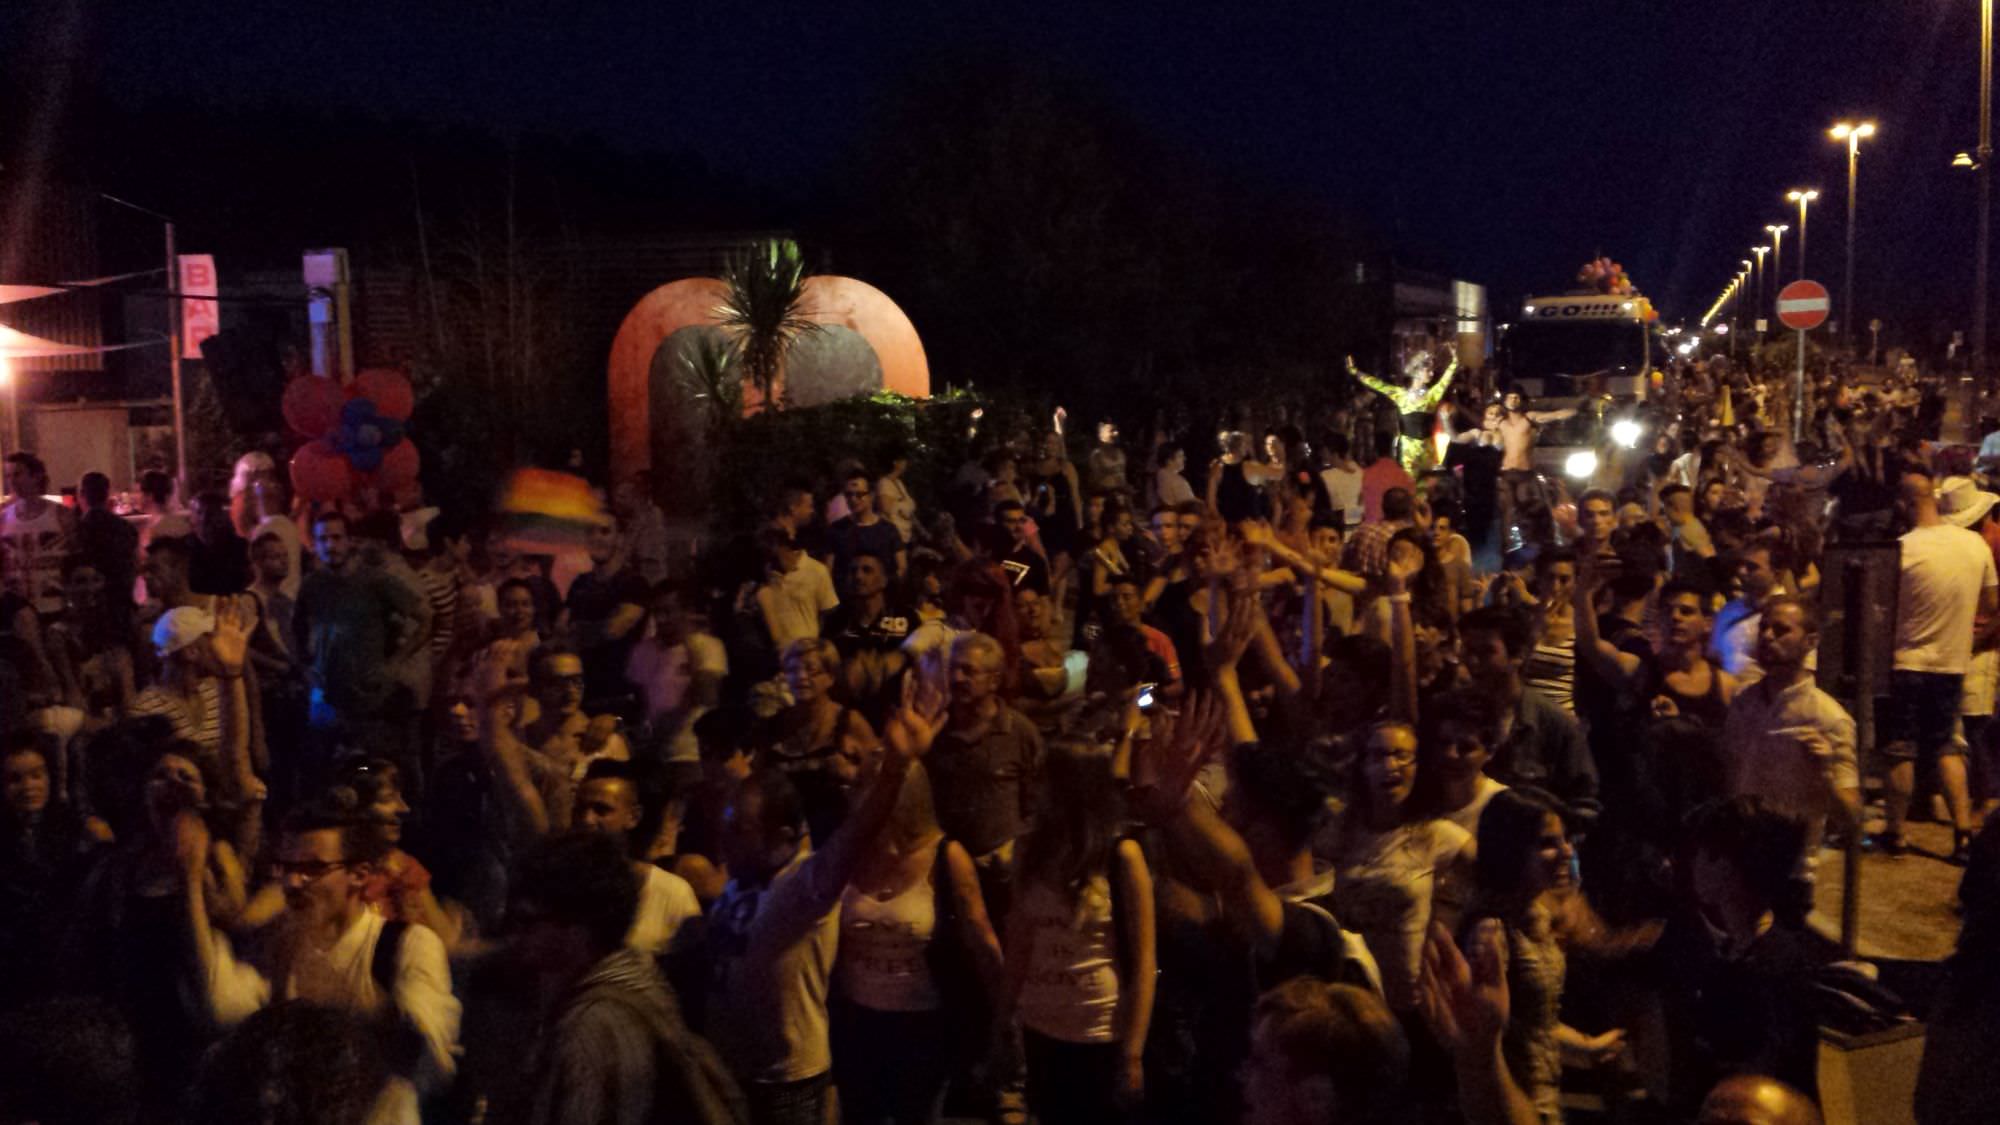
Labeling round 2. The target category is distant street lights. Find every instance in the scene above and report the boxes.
[1829,121,1876,351]
[1786,189,1820,280]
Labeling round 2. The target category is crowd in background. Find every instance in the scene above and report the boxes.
[1,349,1998,1125]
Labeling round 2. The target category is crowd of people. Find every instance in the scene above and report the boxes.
[0,349,1997,1125]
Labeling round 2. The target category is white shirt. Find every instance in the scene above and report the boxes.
[1722,673,1858,853]
[627,864,703,956]
[1154,468,1196,508]
[1320,465,1365,526]
[766,557,839,647]
[1896,523,1999,674]
[202,908,461,1086]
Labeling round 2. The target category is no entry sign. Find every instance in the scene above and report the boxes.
[1777,280,1831,331]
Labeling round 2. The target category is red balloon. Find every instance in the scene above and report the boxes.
[353,368,416,422]
[290,440,354,502]
[371,439,421,492]
[281,376,348,437]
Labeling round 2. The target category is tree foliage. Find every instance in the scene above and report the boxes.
[715,238,819,406]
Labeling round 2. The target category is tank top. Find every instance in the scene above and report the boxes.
[1013,876,1120,1043]
[1654,660,1730,729]
[837,859,942,1012]
[1523,632,1575,714]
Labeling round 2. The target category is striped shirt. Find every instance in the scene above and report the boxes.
[128,679,223,757]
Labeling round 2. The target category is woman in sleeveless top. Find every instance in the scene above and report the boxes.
[832,761,1001,1125]
[1465,787,1628,1124]
[761,638,876,845]
[1521,549,1578,713]
[1005,736,1155,1124]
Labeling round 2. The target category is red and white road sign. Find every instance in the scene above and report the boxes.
[1776,280,1830,331]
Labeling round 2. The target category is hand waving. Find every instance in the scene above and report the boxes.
[1128,693,1228,823]
[883,672,949,765]
[1418,918,1510,1057]
[209,598,252,677]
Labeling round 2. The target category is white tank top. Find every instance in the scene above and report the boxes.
[1013,876,1119,1043]
[838,866,941,1012]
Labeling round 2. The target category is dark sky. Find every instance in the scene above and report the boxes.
[5,0,1991,340]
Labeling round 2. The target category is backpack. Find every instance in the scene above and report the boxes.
[572,978,751,1125]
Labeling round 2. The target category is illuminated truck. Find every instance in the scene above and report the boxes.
[1498,293,1662,401]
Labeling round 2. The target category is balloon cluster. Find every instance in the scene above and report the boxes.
[281,369,421,503]
[1576,257,1636,296]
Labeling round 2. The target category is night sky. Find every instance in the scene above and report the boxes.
[5,0,1992,343]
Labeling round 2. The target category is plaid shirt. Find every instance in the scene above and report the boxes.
[1341,518,1408,578]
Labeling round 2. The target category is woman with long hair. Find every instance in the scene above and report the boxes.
[1467,787,1626,1123]
[832,761,1003,1125]
[1005,736,1156,1124]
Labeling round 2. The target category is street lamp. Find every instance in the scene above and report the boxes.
[1981,0,1995,381]
[1752,244,1770,326]
[1830,121,1877,352]
[1764,224,1789,294]
[1786,189,1820,280]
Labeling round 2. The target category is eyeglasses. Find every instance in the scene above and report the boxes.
[273,859,348,880]
[843,490,870,500]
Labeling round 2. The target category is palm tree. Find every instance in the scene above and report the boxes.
[714,237,819,407]
[678,330,742,434]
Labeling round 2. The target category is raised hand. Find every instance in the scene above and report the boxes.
[209,598,252,677]
[1129,693,1228,822]
[1418,918,1510,1056]
[1201,586,1263,672]
[883,672,948,764]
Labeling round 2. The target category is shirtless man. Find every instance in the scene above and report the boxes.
[1496,391,1580,473]
[1493,392,1580,546]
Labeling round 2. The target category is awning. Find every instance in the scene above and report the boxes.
[0,268,167,306]
[1,324,166,358]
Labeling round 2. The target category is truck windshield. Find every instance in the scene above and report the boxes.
[1503,321,1647,380]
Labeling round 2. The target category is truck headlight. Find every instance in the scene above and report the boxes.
[1565,451,1599,479]
[1610,419,1643,449]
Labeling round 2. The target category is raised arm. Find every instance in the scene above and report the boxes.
[1415,353,1460,412]
[472,644,551,842]
[1346,356,1400,401]
[1571,560,1643,689]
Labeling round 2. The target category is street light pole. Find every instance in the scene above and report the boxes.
[1830,122,1876,353]
[1751,246,1767,322]
[100,193,185,490]
[1978,0,1994,382]
[1787,190,1819,281]
[1764,224,1789,332]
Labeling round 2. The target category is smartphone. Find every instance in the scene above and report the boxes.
[1136,683,1159,710]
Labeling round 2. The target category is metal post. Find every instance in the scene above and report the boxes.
[166,221,186,490]
[1794,329,1807,442]
[1840,560,1872,957]
[1797,197,1810,282]
[1979,0,1994,383]
[1844,136,1859,354]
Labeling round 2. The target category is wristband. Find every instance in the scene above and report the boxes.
[1387,593,1412,604]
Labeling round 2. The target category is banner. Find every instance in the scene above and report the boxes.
[178,254,219,359]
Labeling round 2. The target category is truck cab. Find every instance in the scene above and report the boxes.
[1500,294,1660,401]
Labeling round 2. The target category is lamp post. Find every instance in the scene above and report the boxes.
[1752,244,1770,327]
[1981,0,1994,381]
[1764,224,1789,303]
[1786,190,1820,281]
[99,193,185,490]
[1829,121,1877,353]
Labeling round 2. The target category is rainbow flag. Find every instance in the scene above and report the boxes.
[496,469,604,551]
